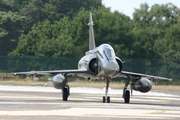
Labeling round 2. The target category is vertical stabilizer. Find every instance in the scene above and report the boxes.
[88,12,96,50]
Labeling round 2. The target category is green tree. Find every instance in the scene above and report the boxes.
[0,11,25,55]
[15,0,102,34]
[19,0,46,34]
[49,0,102,19]
[130,3,165,73]
[93,8,133,58]
[0,0,12,11]
[10,7,133,58]
[9,18,74,57]
[131,2,180,77]
[132,3,180,59]
[70,7,133,58]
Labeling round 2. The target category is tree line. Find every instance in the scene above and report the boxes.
[1,0,180,80]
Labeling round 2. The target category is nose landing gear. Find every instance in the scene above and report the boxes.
[122,76,130,103]
[102,77,111,103]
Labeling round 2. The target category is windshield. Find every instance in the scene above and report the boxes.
[103,47,115,60]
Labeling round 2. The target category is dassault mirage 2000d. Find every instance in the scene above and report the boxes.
[12,13,172,103]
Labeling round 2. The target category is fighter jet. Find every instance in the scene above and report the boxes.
[12,13,172,103]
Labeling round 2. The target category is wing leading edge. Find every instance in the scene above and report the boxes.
[114,70,172,81]
[12,69,88,76]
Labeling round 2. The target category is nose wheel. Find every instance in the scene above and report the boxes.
[123,90,130,103]
[102,77,111,103]
[102,96,110,103]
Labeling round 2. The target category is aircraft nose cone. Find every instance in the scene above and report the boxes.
[104,61,119,76]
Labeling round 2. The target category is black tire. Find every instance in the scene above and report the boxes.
[102,96,106,103]
[62,88,69,101]
[124,90,130,103]
[107,96,110,103]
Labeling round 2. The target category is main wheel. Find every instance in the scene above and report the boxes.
[124,90,130,103]
[107,96,110,103]
[102,96,106,103]
[62,87,69,101]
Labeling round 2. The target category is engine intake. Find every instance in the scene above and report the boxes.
[115,57,123,72]
[89,58,98,74]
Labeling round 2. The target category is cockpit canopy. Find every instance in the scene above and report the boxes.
[98,44,115,60]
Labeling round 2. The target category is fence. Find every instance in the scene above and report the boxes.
[0,56,179,80]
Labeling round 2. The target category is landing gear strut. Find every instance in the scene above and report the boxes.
[62,85,70,101]
[62,75,70,101]
[123,76,130,103]
[102,77,110,103]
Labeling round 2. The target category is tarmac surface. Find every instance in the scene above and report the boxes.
[0,85,180,120]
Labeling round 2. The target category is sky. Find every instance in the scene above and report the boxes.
[102,0,180,18]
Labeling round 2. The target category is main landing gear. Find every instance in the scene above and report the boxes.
[62,85,70,101]
[61,76,132,103]
[62,75,70,101]
[102,77,111,103]
[122,76,130,103]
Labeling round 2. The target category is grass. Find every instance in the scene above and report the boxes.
[0,79,47,86]
[0,78,180,91]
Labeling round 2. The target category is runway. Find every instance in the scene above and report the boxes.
[0,85,180,120]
